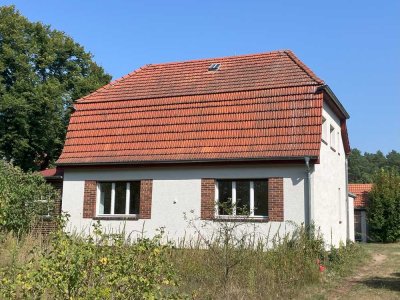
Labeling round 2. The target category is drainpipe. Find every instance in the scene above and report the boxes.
[345,157,350,241]
[305,157,312,227]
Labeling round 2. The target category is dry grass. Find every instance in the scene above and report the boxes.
[168,226,364,299]
[327,243,400,300]
[0,227,366,300]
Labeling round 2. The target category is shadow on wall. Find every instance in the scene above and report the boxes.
[359,272,400,292]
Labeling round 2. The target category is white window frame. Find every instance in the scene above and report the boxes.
[321,117,328,143]
[215,180,267,218]
[330,125,336,149]
[96,181,138,216]
[337,131,340,153]
[338,187,342,223]
[35,198,52,218]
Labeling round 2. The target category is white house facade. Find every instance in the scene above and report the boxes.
[55,50,353,247]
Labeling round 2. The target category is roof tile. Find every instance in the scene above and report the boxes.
[57,50,331,165]
[349,184,373,208]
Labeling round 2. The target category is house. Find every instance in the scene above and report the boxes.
[349,183,373,242]
[56,50,353,247]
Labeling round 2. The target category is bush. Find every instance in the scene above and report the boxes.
[0,161,58,233]
[368,168,400,242]
[0,217,181,299]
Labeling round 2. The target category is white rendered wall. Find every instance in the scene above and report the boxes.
[312,102,348,247]
[62,165,307,245]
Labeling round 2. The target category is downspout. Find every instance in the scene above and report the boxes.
[305,157,312,227]
[345,157,350,241]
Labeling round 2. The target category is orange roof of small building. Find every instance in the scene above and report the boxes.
[57,50,349,166]
[40,168,64,178]
[349,184,373,208]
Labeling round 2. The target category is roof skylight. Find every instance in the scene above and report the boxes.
[208,63,220,71]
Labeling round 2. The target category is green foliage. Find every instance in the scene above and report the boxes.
[0,160,58,233]
[367,169,400,242]
[0,217,181,299]
[0,5,111,171]
[348,149,400,183]
[326,241,364,276]
[0,218,366,299]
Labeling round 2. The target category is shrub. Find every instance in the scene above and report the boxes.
[368,168,400,242]
[0,161,58,233]
[0,217,181,299]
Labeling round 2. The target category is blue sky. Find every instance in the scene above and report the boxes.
[3,0,399,153]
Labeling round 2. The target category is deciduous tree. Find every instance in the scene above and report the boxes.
[0,6,111,170]
[368,168,400,242]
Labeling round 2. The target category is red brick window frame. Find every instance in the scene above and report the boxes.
[83,180,152,220]
[201,178,284,222]
[268,178,284,222]
[201,179,215,220]
[83,180,96,218]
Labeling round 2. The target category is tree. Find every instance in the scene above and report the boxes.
[0,6,111,171]
[367,168,400,242]
[348,149,373,183]
[0,160,59,233]
[348,148,400,183]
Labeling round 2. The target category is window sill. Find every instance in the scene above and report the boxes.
[213,216,269,223]
[330,146,336,152]
[93,215,139,221]
[321,139,328,145]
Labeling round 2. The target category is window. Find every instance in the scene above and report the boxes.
[215,180,268,217]
[330,125,335,149]
[338,187,342,223]
[35,198,53,218]
[321,117,327,142]
[97,181,140,215]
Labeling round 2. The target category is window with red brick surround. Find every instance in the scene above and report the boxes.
[201,178,284,221]
[82,180,153,219]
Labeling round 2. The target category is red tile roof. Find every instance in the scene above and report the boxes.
[39,168,64,178]
[57,50,348,166]
[349,184,373,208]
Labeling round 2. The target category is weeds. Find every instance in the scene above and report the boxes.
[0,216,180,299]
[0,216,364,300]
[171,218,364,299]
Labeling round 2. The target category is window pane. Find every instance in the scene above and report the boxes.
[236,180,250,215]
[218,180,232,215]
[129,181,141,214]
[99,182,112,214]
[114,182,127,214]
[254,180,268,216]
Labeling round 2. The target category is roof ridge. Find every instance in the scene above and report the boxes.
[284,50,324,85]
[145,49,288,67]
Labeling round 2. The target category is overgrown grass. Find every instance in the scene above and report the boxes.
[0,221,365,300]
[170,225,365,299]
[0,221,179,299]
